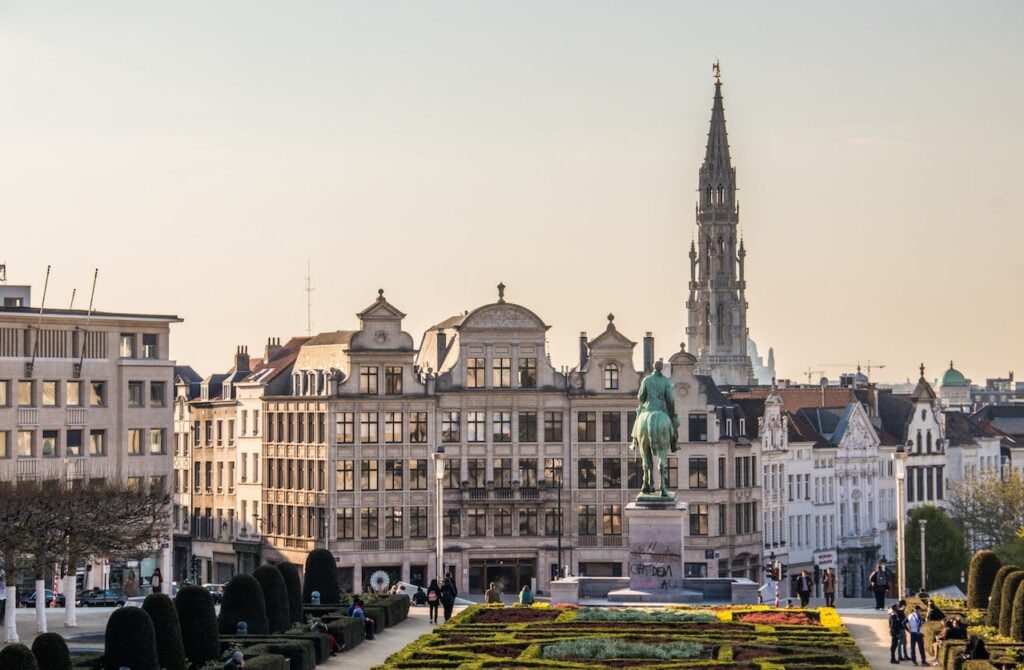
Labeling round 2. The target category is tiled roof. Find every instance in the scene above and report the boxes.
[730,386,857,410]
[242,337,309,384]
[877,391,915,443]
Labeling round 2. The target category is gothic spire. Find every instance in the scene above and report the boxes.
[703,65,732,173]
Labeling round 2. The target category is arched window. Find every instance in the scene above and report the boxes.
[926,431,932,453]
[916,430,922,453]
[717,184,724,203]
[705,185,712,202]
[921,409,927,421]
[603,364,619,390]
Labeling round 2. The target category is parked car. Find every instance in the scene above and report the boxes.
[19,590,65,608]
[203,583,225,604]
[77,589,126,607]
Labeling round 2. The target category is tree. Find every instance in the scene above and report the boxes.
[31,633,71,670]
[999,571,1024,637]
[967,550,1002,608]
[303,548,339,604]
[103,606,159,670]
[218,573,269,635]
[278,562,304,624]
[142,593,187,670]
[948,471,1024,550]
[174,585,220,667]
[0,482,41,642]
[253,565,291,633]
[905,505,966,591]
[988,564,1019,627]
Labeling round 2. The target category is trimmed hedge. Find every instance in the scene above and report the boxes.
[245,655,289,670]
[278,561,304,624]
[0,644,40,670]
[103,605,159,670]
[1013,577,1024,641]
[31,632,71,670]
[219,573,270,635]
[221,633,329,665]
[142,592,187,670]
[987,564,1019,628]
[362,604,387,633]
[254,564,291,633]
[242,639,316,670]
[321,615,365,651]
[999,570,1024,637]
[69,653,103,669]
[302,604,349,620]
[174,584,220,667]
[967,550,1002,609]
[302,548,340,604]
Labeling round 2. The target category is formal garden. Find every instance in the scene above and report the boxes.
[0,549,411,670]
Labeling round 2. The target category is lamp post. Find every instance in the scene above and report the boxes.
[920,518,928,592]
[893,442,908,598]
[432,448,446,582]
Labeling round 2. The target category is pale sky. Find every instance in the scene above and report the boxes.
[2,1,1022,386]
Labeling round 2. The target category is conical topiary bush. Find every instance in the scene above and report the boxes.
[967,550,1002,609]
[988,564,1019,628]
[31,632,71,670]
[218,573,269,635]
[103,605,159,670]
[278,561,304,624]
[142,592,187,670]
[999,570,1024,637]
[1012,574,1024,641]
[254,564,291,633]
[303,548,339,604]
[0,644,40,670]
[174,584,220,668]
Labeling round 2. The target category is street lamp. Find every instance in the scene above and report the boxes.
[893,442,908,598]
[920,518,928,592]
[432,448,446,582]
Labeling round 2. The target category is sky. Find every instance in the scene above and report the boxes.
[1,1,1022,386]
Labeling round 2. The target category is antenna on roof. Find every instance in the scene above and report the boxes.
[74,269,98,378]
[305,260,315,336]
[27,265,51,377]
[69,288,76,310]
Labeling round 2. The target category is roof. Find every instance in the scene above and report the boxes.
[973,405,1024,439]
[941,362,969,388]
[242,337,309,384]
[0,306,182,323]
[730,386,857,410]
[303,331,356,347]
[909,365,937,402]
[877,391,914,443]
[795,405,859,447]
[943,411,993,446]
[696,375,731,406]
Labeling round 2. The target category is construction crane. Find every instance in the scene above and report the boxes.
[817,360,887,379]
[804,368,825,384]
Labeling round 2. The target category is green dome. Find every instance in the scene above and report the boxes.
[941,362,968,387]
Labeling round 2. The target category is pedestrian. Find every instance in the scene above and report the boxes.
[485,582,502,605]
[907,604,927,665]
[426,578,442,624]
[868,563,890,610]
[796,570,811,608]
[822,567,836,608]
[310,620,343,655]
[896,600,909,661]
[888,604,905,665]
[440,574,457,622]
[351,599,375,640]
[123,570,138,597]
[149,568,163,594]
[223,651,245,669]
[412,585,427,607]
[518,584,534,606]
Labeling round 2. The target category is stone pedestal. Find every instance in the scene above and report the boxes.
[608,501,702,603]
[549,578,580,606]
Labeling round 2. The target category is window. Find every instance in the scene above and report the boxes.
[0,380,7,407]
[467,411,486,442]
[443,509,461,537]
[409,506,428,538]
[518,411,537,442]
[518,358,537,388]
[385,412,403,443]
[90,430,106,456]
[41,430,59,457]
[66,429,82,457]
[385,507,403,538]
[441,411,460,442]
[127,381,144,408]
[519,509,538,536]
[545,508,562,536]
[718,456,726,488]
[409,412,427,443]
[42,381,58,407]
[603,505,622,535]
[360,508,379,539]
[0,432,8,458]
[688,413,708,441]
[627,411,637,438]
[17,430,33,457]
[603,364,619,390]
[577,458,596,488]
[337,509,355,539]
[150,428,165,454]
[666,458,678,489]
[602,458,621,488]
[467,508,486,536]
[128,429,143,455]
[90,381,105,407]
[216,420,224,446]
[492,357,512,388]
[409,459,427,490]
[689,457,708,489]
[577,411,596,442]
[384,366,403,394]
[492,411,512,442]
[336,460,354,491]
[627,458,641,488]
[495,509,512,536]
[18,380,33,407]
[444,462,460,489]
[142,334,158,359]
[467,458,486,488]
[120,333,136,358]
[544,458,563,487]
[519,458,537,487]
[578,505,597,536]
[493,458,511,488]
[337,413,355,443]
[466,358,486,388]
[359,412,379,443]
[150,382,166,407]
[360,460,379,490]
[602,412,621,442]
[544,411,563,442]
[359,366,379,394]
[689,503,709,536]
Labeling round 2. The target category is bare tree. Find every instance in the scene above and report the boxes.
[0,482,45,642]
[947,471,1024,550]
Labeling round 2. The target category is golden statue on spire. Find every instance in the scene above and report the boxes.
[713,59,721,83]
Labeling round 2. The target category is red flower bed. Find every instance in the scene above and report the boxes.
[472,607,561,624]
[737,611,820,626]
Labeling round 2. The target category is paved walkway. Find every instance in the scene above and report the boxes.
[2,606,114,650]
[322,604,461,668]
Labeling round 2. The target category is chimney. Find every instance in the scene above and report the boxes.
[264,337,282,361]
[234,346,250,373]
[436,331,447,371]
[579,332,588,369]
[643,332,654,373]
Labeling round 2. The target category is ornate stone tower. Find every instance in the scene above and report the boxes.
[686,65,755,386]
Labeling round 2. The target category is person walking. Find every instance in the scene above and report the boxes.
[822,567,836,608]
[440,574,457,623]
[907,604,927,665]
[149,568,163,594]
[896,600,909,661]
[869,563,890,610]
[426,578,442,624]
[795,570,811,608]
[888,604,905,664]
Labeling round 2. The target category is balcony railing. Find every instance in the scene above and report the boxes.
[16,459,38,477]
[66,408,87,425]
[17,409,38,426]
[360,539,380,551]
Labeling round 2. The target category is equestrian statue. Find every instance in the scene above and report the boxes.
[630,359,680,501]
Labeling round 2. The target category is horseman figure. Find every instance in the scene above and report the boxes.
[630,360,680,500]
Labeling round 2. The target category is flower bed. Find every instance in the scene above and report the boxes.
[374,604,870,669]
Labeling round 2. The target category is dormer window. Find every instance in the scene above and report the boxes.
[739,418,746,435]
[359,366,379,395]
[921,409,927,421]
[603,364,619,391]
[725,418,733,437]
